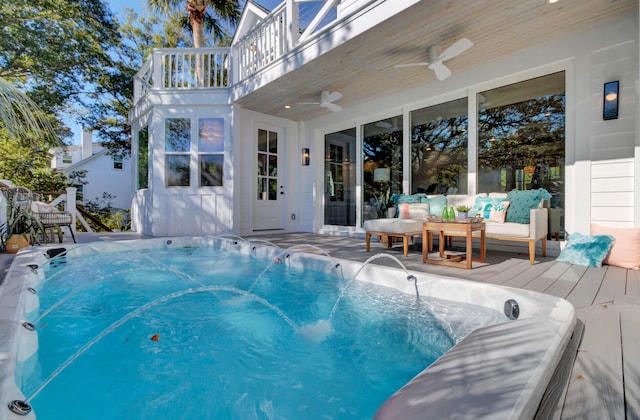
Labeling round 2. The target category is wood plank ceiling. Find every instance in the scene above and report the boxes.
[234,0,637,121]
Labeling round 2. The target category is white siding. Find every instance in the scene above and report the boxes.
[74,153,133,210]
[590,39,637,228]
[591,159,635,226]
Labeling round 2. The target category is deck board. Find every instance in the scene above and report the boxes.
[520,261,571,293]
[561,305,624,419]
[565,266,607,308]
[535,320,584,420]
[499,260,557,289]
[475,257,532,284]
[620,304,640,419]
[626,269,640,298]
[545,264,588,299]
[595,266,628,305]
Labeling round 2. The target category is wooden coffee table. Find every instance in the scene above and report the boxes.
[422,220,486,269]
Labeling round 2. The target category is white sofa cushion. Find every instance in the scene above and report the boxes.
[485,221,530,238]
[364,218,424,234]
[407,203,430,219]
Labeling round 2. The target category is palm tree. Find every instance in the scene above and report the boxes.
[148,0,241,48]
[148,0,240,86]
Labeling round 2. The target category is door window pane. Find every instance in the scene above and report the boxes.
[268,179,277,200]
[363,116,402,221]
[268,131,277,153]
[258,129,267,152]
[257,129,278,201]
[324,128,356,226]
[257,177,266,200]
[411,98,468,195]
[269,155,277,176]
[257,154,267,176]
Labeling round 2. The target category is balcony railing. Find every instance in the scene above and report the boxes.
[133,0,344,104]
[134,48,232,103]
[234,3,289,82]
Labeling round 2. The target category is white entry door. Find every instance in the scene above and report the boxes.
[253,127,284,230]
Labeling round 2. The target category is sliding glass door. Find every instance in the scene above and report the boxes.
[410,98,468,195]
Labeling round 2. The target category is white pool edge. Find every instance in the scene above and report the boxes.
[0,237,575,420]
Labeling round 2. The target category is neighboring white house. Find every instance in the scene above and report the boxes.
[50,131,133,210]
[129,0,639,254]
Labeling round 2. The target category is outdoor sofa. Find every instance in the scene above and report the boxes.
[364,189,550,264]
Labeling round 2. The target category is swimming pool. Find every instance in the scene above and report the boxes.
[0,237,575,419]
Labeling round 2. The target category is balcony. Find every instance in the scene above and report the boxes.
[133,0,341,105]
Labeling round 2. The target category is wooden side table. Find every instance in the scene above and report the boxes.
[422,221,486,269]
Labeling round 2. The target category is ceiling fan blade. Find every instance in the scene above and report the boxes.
[429,61,452,81]
[323,102,342,112]
[394,62,430,68]
[296,101,321,105]
[439,38,473,61]
[325,91,342,102]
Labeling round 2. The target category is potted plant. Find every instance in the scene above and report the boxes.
[2,189,44,253]
[455,205,472,219]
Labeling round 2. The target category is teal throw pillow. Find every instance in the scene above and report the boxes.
[505,189,552,224]
[470,197,505,218]
[556,232,615,267]
[426,196,447,217]
[391,193,426,205]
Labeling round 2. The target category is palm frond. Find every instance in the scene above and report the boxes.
[0,77,58,144]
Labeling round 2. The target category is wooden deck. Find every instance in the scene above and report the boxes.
[248,232,640,420]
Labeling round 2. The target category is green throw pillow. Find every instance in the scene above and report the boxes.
[505,189,551,224]
[556,232,615,267]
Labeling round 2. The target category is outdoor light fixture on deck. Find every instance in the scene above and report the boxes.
[301,148,310,166]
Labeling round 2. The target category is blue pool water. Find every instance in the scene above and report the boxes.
[21,245,505,419]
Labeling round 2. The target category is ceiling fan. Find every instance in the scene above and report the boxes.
[297,90,343,112]
[395,38,473,81]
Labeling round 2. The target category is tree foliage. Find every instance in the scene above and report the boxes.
[79,8,194,156]
[0,0,119,187]
[0,0,119,117]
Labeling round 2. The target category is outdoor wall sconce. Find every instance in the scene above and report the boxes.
[603,80,619,120]
[301,148,310,166]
